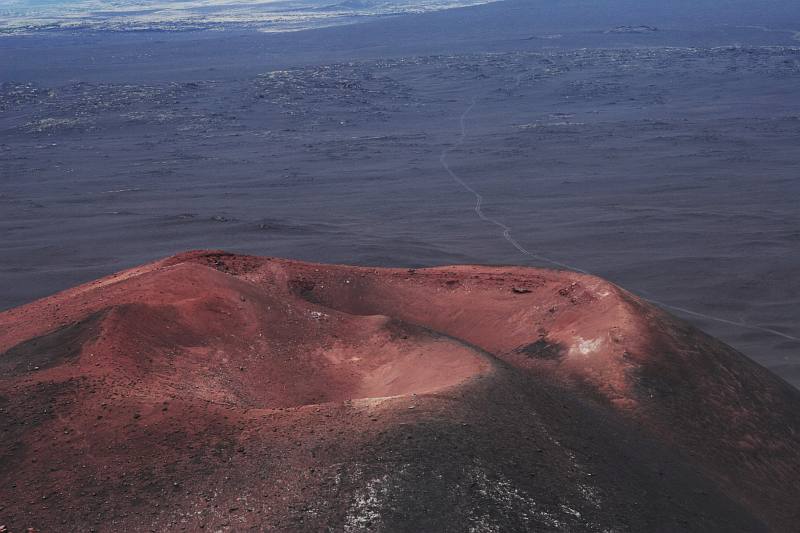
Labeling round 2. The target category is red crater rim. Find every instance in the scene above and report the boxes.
[1,250,799,532]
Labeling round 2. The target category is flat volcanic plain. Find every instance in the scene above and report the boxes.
[1,251,799,531]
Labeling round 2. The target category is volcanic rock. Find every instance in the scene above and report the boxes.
[0,251,798,531]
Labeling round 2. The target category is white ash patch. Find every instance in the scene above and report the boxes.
[517,121,586,129]
[578,482,603,509]
[123,110,181,124]
[571,336,603,356]
[466,465,581,531]
[467,466,537,531]
[25,117,89,133]
[546,437,604,511]
[344,473,388,532]
[343,463,411,532]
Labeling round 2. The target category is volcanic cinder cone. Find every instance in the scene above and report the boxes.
[1,251,798,532]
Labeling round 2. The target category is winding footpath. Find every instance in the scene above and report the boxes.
[439,90,799,343]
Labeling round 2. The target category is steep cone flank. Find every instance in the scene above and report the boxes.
[1,251,798,532]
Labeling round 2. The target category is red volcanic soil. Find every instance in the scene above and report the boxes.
[1,251,799,532]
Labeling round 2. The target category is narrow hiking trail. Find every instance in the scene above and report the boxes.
[439,88,800,343]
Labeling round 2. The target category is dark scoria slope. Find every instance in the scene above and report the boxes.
[1,251,798,531]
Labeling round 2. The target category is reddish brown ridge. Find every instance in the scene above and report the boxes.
[1,251,798,532]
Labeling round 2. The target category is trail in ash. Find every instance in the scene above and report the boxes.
[439,99,589,274]
[439,94,800,343]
